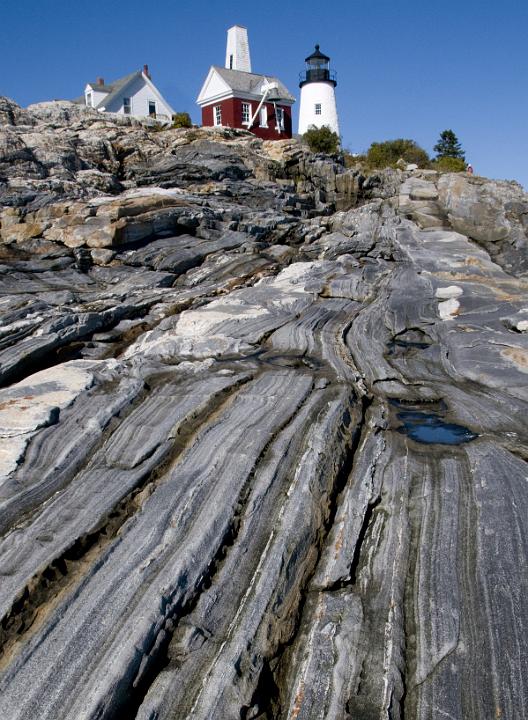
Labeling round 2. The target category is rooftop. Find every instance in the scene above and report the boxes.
[211,66,295,103]
[76,70,146,108]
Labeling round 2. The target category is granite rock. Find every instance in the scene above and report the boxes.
[0,100,527,720]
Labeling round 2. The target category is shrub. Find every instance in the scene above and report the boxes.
[172,112,192,128]
[342,150,367,168]
[366,139,430,169]
[432,156,467,172]
[303,125,340,154]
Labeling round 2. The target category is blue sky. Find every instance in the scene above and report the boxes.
[1,0,527,188]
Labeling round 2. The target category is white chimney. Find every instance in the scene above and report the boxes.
[225,25,252,73]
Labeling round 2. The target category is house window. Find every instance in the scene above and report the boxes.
[123,97,131,115]
[276,107,285,131]
[315,103,322,115]
[214,105,222,126]
[259,106,268,127]
[241,102,251,124]
[86,92,92,107]
[148,101,156,117]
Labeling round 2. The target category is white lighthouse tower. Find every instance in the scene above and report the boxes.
[298,44,339,136]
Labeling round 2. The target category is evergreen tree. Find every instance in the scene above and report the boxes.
[434,130,465,160]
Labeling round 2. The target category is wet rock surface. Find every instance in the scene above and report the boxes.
[0,97,527,720]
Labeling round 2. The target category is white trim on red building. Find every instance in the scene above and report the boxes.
[197,26,296,140]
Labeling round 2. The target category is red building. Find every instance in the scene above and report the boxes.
[197,26,295,140]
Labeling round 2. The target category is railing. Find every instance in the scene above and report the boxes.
[299,69,337,86]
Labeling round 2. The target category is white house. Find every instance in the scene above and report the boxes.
[75,65,175,122]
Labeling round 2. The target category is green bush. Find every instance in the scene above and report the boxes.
[432,156,466,172]
[366,139,430,169]
[303,125,340,154]
[172,112,192,128]
[342,151,367,168]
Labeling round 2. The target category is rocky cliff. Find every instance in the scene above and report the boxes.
[0,97,527,720]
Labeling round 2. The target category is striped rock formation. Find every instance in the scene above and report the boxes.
[0,97,527,719]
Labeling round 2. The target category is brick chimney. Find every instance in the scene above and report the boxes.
[96,77,104,86]
[143,64,151,79]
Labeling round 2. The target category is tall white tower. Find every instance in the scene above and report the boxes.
[298,44,339,136]
[225,25,252,73]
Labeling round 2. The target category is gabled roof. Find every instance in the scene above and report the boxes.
[73,69,175,116]
[88,71,143,109]
[86,83,113,93]
[199,66,295,105]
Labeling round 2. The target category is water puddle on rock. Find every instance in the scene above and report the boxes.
[387,339,432,356]
[386,329,433,357]
[390,400,478,445]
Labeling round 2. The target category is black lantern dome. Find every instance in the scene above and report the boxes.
[305,44,330,65]
[299,44,337,87]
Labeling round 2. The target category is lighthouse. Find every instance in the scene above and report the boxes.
[298,45,339,136]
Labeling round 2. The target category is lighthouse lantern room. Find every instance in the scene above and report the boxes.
[298,44,339,137]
